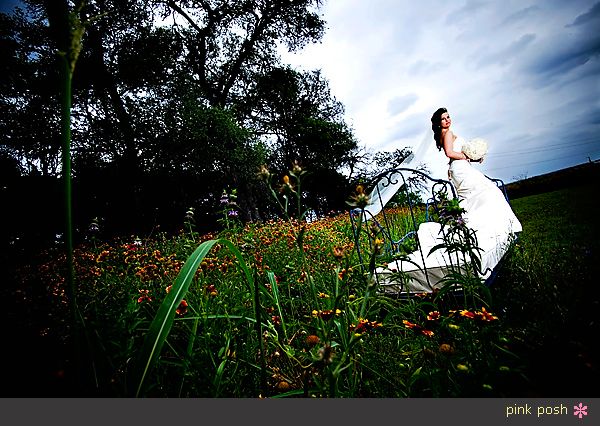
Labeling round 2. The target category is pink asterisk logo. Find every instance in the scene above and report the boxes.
[573,403,588,419]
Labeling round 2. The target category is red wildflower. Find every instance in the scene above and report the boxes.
[176,300,188,316]
[403,319,433,337]
[137,289,152,303]
[319,309,334,321]
[427,311,441,321]
[403,320,418,329]
[352,318,383,335]
[459,310,476,319]
[475,307,499,321]
[312,309,342,320]
[421,329,435,337]
[96,250,110,263]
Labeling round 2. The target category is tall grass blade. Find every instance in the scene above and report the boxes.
[130,238,218,397]
[267,270,287,340]
[45,0,89,391]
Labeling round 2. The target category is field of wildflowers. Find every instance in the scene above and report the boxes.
[21,166,532,398]
[33,212,523,397]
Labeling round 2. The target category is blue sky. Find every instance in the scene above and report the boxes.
[0,0,19,13]
[2,0,598,183]
[281,0,600,182]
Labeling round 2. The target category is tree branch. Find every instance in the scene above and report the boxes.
[217,13,270,106]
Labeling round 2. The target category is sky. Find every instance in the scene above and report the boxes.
[0,0,18,13]
[1,0,598,183]
[280,0,600,183]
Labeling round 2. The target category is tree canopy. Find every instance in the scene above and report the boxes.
[0,0,368,239]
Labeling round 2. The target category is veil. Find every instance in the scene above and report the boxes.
[363,132,448,217]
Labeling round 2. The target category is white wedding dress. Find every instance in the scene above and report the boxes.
[376,136,522,294]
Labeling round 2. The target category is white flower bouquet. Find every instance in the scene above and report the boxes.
[462,137,488,161]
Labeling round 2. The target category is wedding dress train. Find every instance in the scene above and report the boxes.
[376,137,522,293]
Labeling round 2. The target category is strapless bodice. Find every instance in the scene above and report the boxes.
[448,136,468,165]
[453,136,466,153]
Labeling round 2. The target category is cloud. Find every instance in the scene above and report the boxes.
[445,0,489,26]
[387,94,418,116]
[556,95,600,127]
[501,6,540,26]
[281,0,600,182]
[384,113,428,145]
[475,33,536,68]
[520,32,600,82]
[468,120,501,138]
[567,1,600,27]
[408,60,446,76]
[496,2,600,90]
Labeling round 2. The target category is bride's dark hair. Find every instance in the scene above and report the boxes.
[431,107,447,151]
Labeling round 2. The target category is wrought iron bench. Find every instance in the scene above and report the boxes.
[349,167,514,296]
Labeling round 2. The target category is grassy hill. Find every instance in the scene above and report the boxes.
[492,179,600,395]
[505,161,600,200]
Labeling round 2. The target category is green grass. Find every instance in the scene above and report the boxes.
[491,182,600,395]
[510,182,600,251]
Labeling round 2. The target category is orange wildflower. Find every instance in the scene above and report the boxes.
[332,246,346,260]
[439,343,455,354]
[305,335,320,347]
[276,381,290,391]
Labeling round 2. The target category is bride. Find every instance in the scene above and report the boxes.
[432,107,522,247]
[416,107,522,281]
[374,108,522,293]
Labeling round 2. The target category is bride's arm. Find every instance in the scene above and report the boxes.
[442,131,469,161]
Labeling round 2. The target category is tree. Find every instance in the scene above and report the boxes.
[0,0,358,233]
[237,66,359,214]
[163,0,325,107]
[0,6,63,176]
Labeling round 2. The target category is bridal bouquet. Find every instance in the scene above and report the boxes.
[462,137,488,161]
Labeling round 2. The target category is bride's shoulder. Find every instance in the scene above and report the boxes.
[442,130,456,141]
